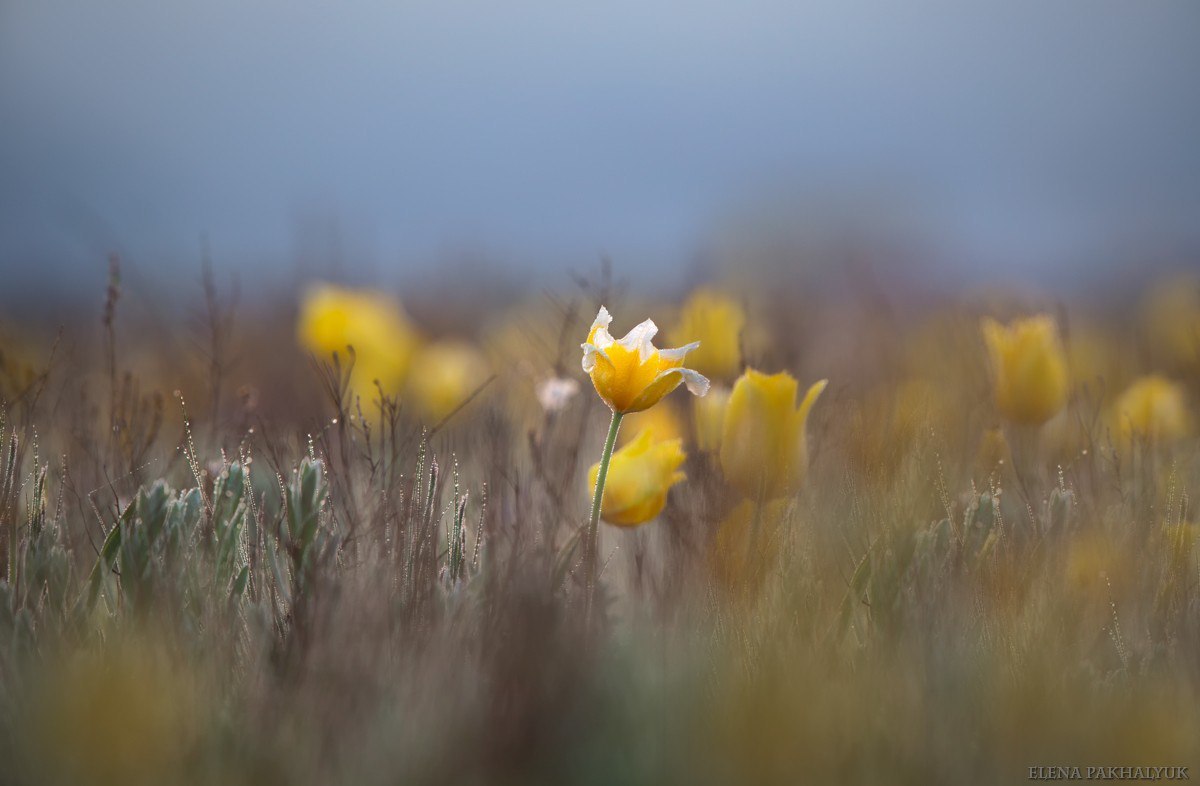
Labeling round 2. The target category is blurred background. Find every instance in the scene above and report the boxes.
[2,0,1199,309]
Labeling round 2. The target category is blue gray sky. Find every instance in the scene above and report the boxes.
[2,0,1199,298]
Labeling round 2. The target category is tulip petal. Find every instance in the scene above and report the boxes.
[617,318,660,361]
[625,370,677,412]
[797,379,828,424]
[678,367,710,397]
[658,341,700,363]
[581,341,614,374]
[587,306,616,348]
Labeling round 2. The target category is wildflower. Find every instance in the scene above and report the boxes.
[671,288,746,380]
[1113,375,1192,442]
[580,305,707,622]
[588,430,687,527]
[298,283,419,397]
[581,306,709,414]
[408,341,490,422]
[981,315,1069,426]
[693,384,731,453]
[720,369,827,500]
[535,376,580,413]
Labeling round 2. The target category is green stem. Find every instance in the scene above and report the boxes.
[585,409,623,626]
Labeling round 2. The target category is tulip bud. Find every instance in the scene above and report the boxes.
[981,315,1069,426]
[587,430,687,527]
[719,369,827,500]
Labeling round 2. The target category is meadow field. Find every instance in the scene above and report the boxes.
[1,258,1199,785]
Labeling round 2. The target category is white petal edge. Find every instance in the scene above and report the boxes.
[632,367,710,406]
[678,368,710,397]
[617,318,659,361]
[580,342,612,374]
[658,341,700,362]
[589,306,615,348]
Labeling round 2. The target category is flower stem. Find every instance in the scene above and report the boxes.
[585,409,623,627]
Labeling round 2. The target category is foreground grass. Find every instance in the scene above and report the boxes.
[1,274,1198,785]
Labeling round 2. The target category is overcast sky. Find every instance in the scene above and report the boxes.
[2,0,1199,297]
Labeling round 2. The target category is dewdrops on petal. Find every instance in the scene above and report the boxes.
[587,430,687,527]
[581,306,709,413]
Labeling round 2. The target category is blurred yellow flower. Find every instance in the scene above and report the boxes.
[1141,274,1200,372]
[408,340,491,422]
[693,384,731,453]
[587,429,687,526]
[720,369,827,500]
[581,306,709,413]
[298,283,420,397]
[981,315,1069,425]
[29,637,203,786]
[619,400,685,446]
[671,288,745,380]
[1113,375,1192,442]
[1065,532,1128,593]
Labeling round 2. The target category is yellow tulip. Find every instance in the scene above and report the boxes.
[587,429,687,527]
[720,369,827,500]
[408,341,491,422]
[619,400,685,446]
[693,384,731,453]
[981,315,1069,425]
[671,288,746,380]
[1113,375,1192,442]
[581,306,709,413]
[298,283,419,397]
